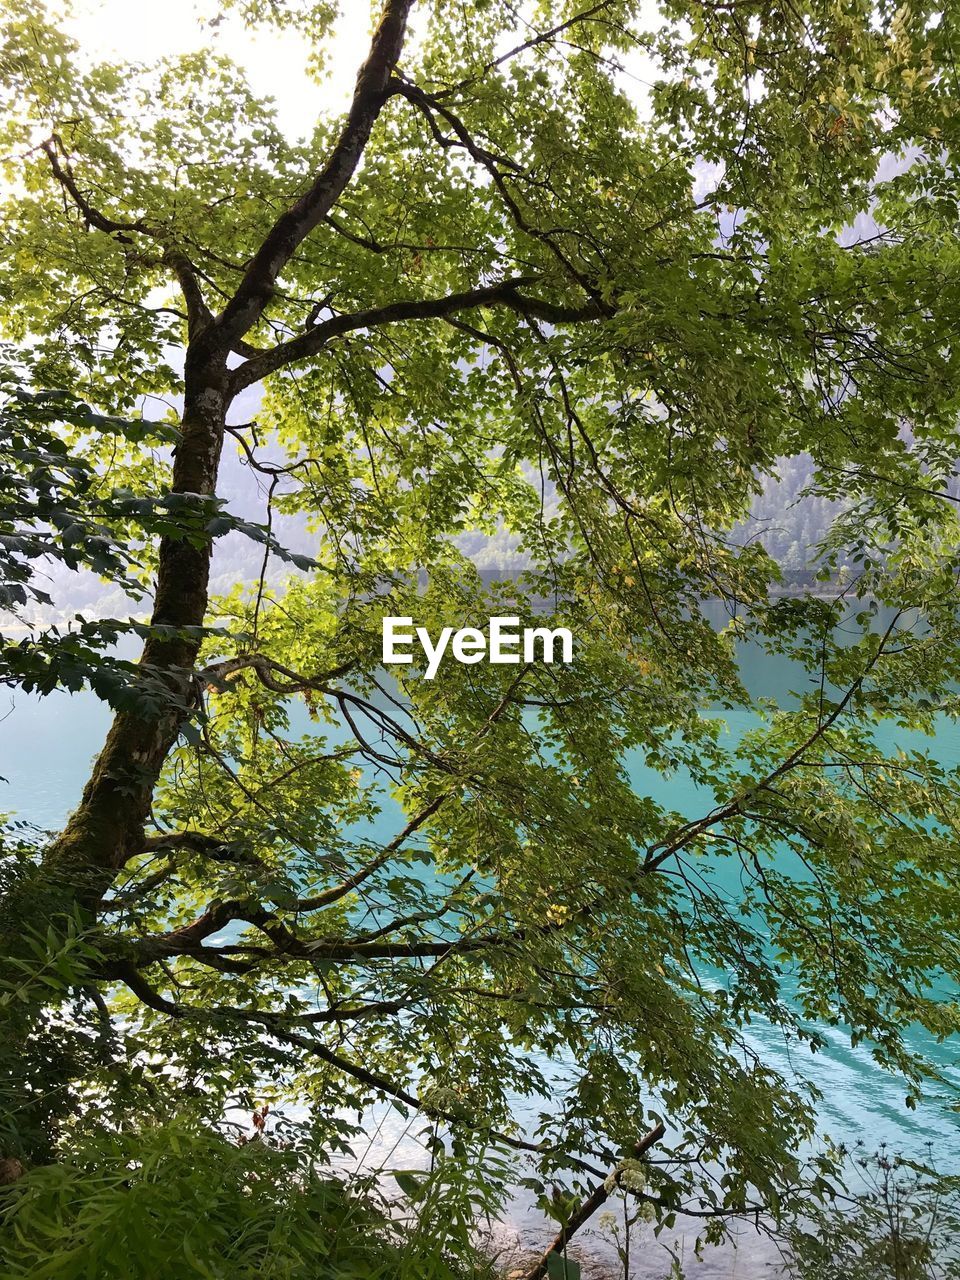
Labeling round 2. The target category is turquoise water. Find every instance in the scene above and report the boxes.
[2,638,958,1174]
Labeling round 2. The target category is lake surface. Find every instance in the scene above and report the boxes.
[2,628,958,1276]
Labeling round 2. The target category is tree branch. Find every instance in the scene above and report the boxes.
[125,902,524,969]
[201,653,453,772]
[432,2,619,101]
[41,136,149,242]
[228,278,602,390]
[41,137,213,336]
[391,80,610,306]
[102,973,611,1179]
[213,0,414,346]
[524,1121,667,1280]
[140,830,263,865]
[294,794,446,911]
[642,608,905,874]
[201,652,356,691]
[257,1028,611,1177]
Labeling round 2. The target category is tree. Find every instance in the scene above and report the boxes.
[787,1146,960,1280]
[3,0,960,1270]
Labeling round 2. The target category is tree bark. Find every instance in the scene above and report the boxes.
[0,350,231,1161]
[33,355,231,913]
[7,2,415,924]
[524,1122,666,1280]
[0,0,417,1169]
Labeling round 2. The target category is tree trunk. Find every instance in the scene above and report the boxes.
[18,355,230,917]
[0,353,233,1164]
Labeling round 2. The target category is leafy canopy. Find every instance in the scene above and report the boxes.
[2,0,960,1271]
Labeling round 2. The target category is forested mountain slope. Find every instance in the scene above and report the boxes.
[12,449,846,631]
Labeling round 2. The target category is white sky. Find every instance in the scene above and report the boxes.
[61,1,665,138]
[63,0,378,137]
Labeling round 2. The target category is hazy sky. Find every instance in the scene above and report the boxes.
[60,1,665,137]
[63,0,378,137]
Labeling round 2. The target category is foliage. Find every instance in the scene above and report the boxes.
[0,353,312,704]
[0,865,106,1166]
[787,1146,960,1280]
[0,1113,495,1279]
[1,0,960,1274]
